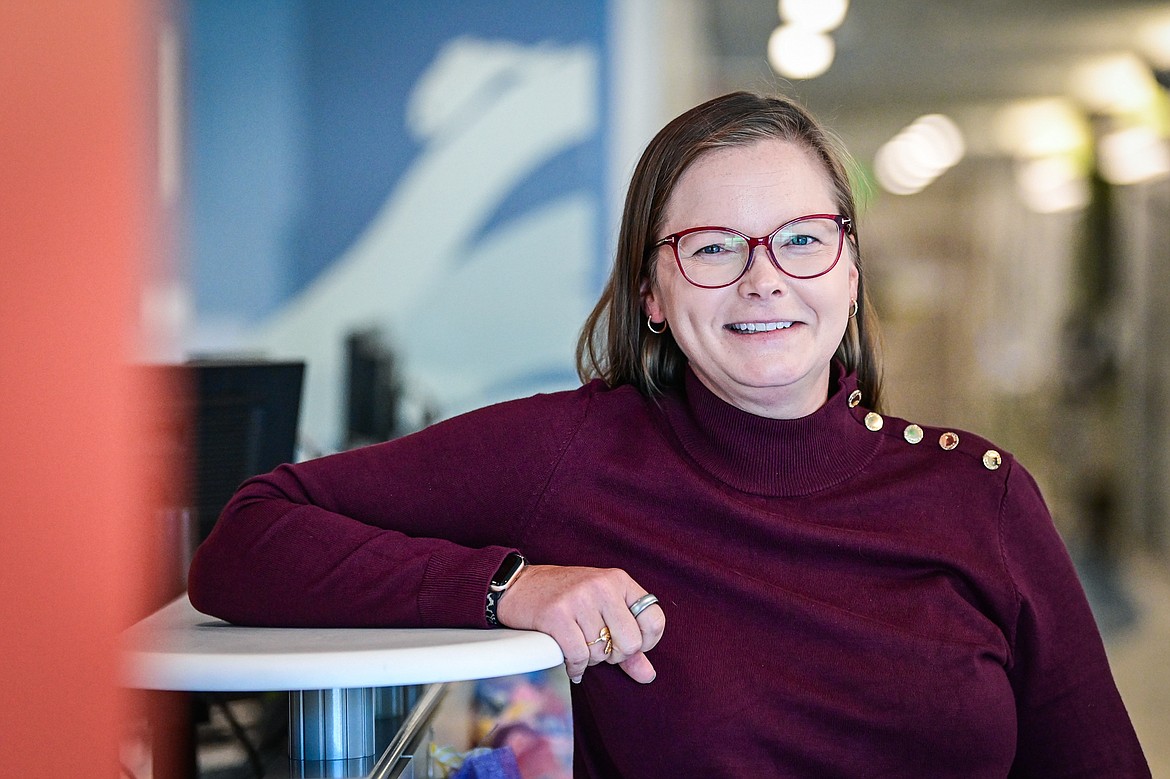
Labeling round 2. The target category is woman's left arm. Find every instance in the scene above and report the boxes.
[1000,462,1150,777]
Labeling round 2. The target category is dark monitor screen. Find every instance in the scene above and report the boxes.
[191,360,304,540]
[151,360,305,544]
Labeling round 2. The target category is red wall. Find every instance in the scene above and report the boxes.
[0,1,169,773]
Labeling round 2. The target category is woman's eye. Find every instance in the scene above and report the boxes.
[786,234,817,247]
[680,232,742,260]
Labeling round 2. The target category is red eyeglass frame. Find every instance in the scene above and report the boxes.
[652,213,853,288]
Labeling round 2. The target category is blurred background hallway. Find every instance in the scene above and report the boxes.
[1103,555,1170,775]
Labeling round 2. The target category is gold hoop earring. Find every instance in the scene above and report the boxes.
[647,316,667,334]
[848,299,858,318]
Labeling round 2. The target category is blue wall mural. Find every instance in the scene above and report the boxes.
[187,1,610,453]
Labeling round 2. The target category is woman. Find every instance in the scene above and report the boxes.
[189,92,1149,777]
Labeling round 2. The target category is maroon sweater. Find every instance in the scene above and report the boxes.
[189,369,1149,778]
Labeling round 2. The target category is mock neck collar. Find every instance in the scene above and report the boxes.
[659,364,881,497]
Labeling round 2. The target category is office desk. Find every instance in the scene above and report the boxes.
[123,595,564,778]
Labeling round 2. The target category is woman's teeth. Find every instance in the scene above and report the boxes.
[728,321,794,333]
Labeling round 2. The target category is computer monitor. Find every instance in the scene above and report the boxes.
[345,329,402,448]
[148,359,305,546]
[187,360,304,541]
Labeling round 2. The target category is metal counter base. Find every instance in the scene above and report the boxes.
[287,683,446,779]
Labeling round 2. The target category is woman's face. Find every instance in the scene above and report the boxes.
[643,138,858,419]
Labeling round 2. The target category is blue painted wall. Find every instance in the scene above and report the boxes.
[184,1,611,451]
[187,0,607,328]
[187,0,307,324]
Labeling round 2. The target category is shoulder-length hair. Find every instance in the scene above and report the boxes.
[576,91,884,411]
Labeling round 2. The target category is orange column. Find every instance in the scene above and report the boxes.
[0,1,169,775]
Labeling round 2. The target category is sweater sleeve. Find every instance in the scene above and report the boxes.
[999,461,1149,777]
[187,387,590,629]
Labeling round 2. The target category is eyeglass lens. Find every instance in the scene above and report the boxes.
[675,216,842,286]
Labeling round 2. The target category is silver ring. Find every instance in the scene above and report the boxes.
[629,594,659,619]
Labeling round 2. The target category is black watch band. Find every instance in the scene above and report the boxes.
[485,589,504,626]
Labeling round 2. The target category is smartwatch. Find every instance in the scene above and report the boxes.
[485,552,526,627]
[489,552,527,592]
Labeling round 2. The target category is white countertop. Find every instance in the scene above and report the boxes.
[122,595,564,692]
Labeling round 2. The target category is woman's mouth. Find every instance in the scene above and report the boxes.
[726,321,795,333]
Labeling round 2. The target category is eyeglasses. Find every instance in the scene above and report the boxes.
[653,213,852,288]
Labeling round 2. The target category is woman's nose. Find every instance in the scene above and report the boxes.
[738,245,788,297]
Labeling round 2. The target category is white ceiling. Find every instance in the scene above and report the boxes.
[703,0,1170,156]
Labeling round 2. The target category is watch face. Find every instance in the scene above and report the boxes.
[490,553,525,590]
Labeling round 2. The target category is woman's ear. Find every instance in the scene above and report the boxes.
[641,277,665,322]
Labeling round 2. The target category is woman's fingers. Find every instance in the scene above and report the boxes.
[495,564,665,684]
[632,601,666,653]
[559,622,594,683]
[598,590,665,684]
[618,651,657,684]
[596,601,648,664]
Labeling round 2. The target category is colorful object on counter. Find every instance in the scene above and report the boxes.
[476,671,572,779]
[450,746,522,779]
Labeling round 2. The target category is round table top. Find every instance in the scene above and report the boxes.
[122,595,564,692]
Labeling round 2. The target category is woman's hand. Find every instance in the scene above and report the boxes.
[495,564,666,685]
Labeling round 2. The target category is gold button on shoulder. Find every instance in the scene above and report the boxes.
[903,424,924,444]
[864,411,884,431]
[848,389,862,408]
[939,431,959,450]
[982,450,1002,470]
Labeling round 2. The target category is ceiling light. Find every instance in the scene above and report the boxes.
[767,24,835,80]
[779,0,849,33]
[1098,126,1170,185]
[1068,53,1160,115]
[993,99,1089,159]
[902,114,965,170]
[873,114,965,195]
[1139,17,1170,70]
[874,142,932,195]
[1015,157,1089,213]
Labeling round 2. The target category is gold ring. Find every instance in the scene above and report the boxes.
[587,626,613,655]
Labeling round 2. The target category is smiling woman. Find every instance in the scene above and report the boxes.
[188,92,1151,777]
[641,140,857,419]
[578,91,880,417]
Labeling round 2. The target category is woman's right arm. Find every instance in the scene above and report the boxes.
[186,385,667,684]
[187,391,582,629]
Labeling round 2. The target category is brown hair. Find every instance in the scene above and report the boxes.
[575,91,884,411]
